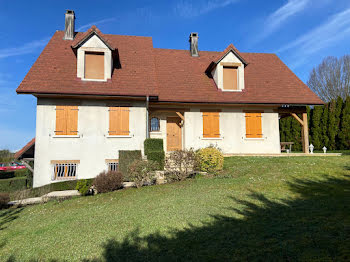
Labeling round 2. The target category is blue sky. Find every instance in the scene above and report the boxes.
[1,0,350,151]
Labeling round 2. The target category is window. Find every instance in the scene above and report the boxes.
[202,112,220,138]
[109,107,130,136]
[85,52,104,79]
[223,66,238,90]
[55,105,78,136]
[106,160,119,172]
[150,117,160,132]
[245,112,263,138]
[52,161,79,180]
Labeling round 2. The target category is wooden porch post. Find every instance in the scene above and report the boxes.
[302,112,309,154]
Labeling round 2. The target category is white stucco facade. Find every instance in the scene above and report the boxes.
[150,107,280,154]
[33,98,146,187]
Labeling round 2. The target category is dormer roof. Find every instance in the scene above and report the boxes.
[71,25,115,50]
[213,44,248,66]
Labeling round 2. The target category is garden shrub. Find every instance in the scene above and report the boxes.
[93,171,123,193]
[0,193,10,209]
[146,151,165,170]
[76,179,92,196]
[128,159,158,188]
[14,169,29,177]
[26,171,33,188]
[144,138,164,155]
[119,150,142,181]
[0,177,27,193]
[196,147,224,173]
[165,149,197,182]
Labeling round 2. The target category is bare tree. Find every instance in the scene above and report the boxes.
[307,55,350,102]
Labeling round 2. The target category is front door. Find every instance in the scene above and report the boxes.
[167,117,182,151]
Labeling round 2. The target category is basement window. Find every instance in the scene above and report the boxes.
[52,161,79,180]
[106,160,119,172]
[84,52,105,80]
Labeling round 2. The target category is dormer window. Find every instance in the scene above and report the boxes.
[85,52,105,80]
[223,66,238,91]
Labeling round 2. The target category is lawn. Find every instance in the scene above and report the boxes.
[1,155,350,261]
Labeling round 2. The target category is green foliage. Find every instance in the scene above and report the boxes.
[322,104,329,148]
[119,150,142,181]
[144,139,164,155]
[128,160,158,188]
[76,179,92,196]
[311,106,323,149]
[146,151,165,170]
[93,171,123,193]
[196,147,224,173]
[0,192,10,209]
[339,97,350,149]
[0,150,13,163]
[0,177,27,193]
[14,169,29,177]
[26,171,33,188]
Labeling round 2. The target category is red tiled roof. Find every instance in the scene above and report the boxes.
[16,27,323,105]
[14,138,35,160]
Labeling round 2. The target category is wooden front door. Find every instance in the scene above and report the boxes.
[167,117,182,151]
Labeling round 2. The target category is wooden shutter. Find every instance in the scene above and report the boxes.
[67,106,78,135]
[223,67,238,90]
[55,106,78,136]
[203,112,220,138]
[245,113,262,138]
[85,52,104,79]
[109,107,130,135]
[55,106,67,135]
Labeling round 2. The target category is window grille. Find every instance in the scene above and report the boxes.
[54,163,77,180]
[108,162,119,172]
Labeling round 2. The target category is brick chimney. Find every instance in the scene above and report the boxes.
[63,10,75,40]
[189,33,199,57]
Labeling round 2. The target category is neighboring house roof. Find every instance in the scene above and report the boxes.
[16,26,323,105]
[14,138,35,160]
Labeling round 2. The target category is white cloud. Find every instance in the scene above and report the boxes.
[277,7,350,69]
[0,38,49,59]
[76,17,116,31]
[174,0,239,18]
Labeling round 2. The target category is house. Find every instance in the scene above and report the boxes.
[16,10,323,188]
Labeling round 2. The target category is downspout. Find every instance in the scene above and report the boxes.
[146,96,150,139]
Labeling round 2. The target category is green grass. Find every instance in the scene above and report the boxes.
[1,155,350,261]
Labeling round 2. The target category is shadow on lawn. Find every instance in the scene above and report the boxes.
[84,175,350,262]
[0,207,23,231]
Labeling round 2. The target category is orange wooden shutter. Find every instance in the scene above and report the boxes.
[203,112,220,138]
[85,52,104,79]
[223,67,238,90]
[55,106,67,135]
[109,107,130,135]
[67,106,78,135]
[245,113,262,138]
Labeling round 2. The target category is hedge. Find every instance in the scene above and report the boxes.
[0,177,27,193]
[119,150,142,181]
[144,139,164,155]
[0,171,15,179]
[147,151,165,170]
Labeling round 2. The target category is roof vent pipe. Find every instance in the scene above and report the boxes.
[63,10,75,40]
[189,32,199,57]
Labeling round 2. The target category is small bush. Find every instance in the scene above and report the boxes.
[144,139,164,155]
[147,151,165,170]
[196,147,224,173]
[76,179,92,196]
[0,177,27,193]
[26,171,33,189]
[14,169,28,177]
[93,171,123,193]
[0,193,10,209]
[128,160,158,188]
[165,149,197,182]
[119,150,142,181]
